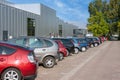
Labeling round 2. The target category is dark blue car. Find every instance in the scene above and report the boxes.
[67,37,89,52]
[76,38,89,52]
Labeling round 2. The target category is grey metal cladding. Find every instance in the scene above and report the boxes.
[0,3,39,39]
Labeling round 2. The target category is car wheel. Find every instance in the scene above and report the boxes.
[66,49,70,56]
[81,47,86,52]
[90,44,94,48]
[94,43,98,47]
[1,68,22,80]
[74,48,79,54]
[43,56,55,68]
[59,52,64,61]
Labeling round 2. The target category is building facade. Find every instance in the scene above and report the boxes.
[0,0,85,40]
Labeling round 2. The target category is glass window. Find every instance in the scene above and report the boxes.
[8,38,26,47]
[76,39,80,43]
[82,39,87,43]
[59,25,62,37]
[61,39,70,44]
[27,18,36,36]
[78,39,83,43]
[77,39,86,43]
[16,39,25,45]
[0,47,3,54]
[93,38,97,41]
[86,38,90,42]
[0,46,16,55]
[44,39,53,47]
[29,38,44,48]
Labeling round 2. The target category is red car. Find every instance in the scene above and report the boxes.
[0,42,37,80]
[54,40,68,61]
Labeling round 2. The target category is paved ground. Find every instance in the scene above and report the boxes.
[35,41,120,80]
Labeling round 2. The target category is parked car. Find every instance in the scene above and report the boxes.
[52,38,75,56]
[0,42,37,80]
[54,40,68,60]
[85,37,100,47]
[85,37,95,48]
[92,37,101,46]
[110,36,118,41]
[77,38,89,52]
[7,36,59,68]
[67,38,80,54]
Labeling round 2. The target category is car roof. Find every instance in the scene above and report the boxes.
[19,36,46,39]
[0,41,32,50]
[8,36,51,40]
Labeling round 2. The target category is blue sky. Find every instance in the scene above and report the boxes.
[8,0,92,28]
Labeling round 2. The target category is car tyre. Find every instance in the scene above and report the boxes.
[74,48,79,54]
[43,56,55,68]
[59,52,64,61]
[1,68,22,80]
[94,43,98,47]
[81,47,86,52]
[66,49,70,56]
[90,44,94,48]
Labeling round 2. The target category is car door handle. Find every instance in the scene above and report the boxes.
[42,49,46,51]
[0,58,6,62]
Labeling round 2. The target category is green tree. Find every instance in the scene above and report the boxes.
[88,0,120,39]
[88,12,109,36]
[88,0,109,37]
[117,21,120,39]
[107,0,120,36]
[88,0,103,16]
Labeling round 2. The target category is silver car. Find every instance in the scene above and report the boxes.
[7,36,59,68]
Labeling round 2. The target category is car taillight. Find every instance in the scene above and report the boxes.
[78,42,80,46]
[28,52,36,63]
[71,40,74,44]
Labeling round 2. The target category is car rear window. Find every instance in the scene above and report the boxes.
[61,39,71,44]
[29,38,44,48]
[0,45,16,55]
[86,38,90,41]
[93,38,98,41]
[78,39,87,43]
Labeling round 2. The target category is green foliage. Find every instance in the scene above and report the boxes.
[88,12,109,36]
[118,21,120,39]
[89,0,101,16]
[88,0,120,38]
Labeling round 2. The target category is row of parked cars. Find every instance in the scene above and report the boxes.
[0,36,106,80]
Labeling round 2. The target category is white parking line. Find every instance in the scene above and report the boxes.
[60,42,110,80]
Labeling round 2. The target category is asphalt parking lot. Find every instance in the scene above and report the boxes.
[35,41,120,80]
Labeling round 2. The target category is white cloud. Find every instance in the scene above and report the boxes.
[67,20,87,29]
[54,0,65,8]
